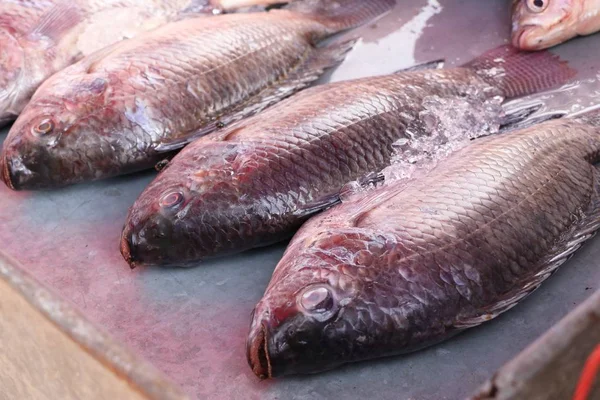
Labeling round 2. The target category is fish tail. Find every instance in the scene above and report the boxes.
[462,45,576,99]
[286,0,395,33]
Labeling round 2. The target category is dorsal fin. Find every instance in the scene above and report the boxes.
[394,59,445,73]
[28,3,84,42]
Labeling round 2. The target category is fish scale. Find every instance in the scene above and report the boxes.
[120,45,575,267]
[246,116,600,378]
[0,0,55,34]
[3,0,397,190]
[0,0,224,124]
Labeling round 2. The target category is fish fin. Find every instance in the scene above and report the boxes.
[216,0,291,12]
[154,39,356,153]
[454,166,600,330]
[295,193,342,217]
[499,102,566,131]
[395,59,445,73]
[28,3,83,42]
[296,172,386,217]
[462,45,576,99]
[284,0,395,34]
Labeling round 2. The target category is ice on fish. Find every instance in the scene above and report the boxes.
[118,45,575,268]
[382,93,503,182]
[247,113,600,378]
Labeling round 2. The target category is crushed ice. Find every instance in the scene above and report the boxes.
[340,92,504,202]
[381,92,503,182]
[341,74,600,203]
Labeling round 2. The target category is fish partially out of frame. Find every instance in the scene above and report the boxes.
[0,0,292,126]
[247,112,600,378]
[0,0,56,126]
[0,0,395,190]
[512,0,600,50]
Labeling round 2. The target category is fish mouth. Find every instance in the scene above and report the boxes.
[247,322,272,379]
[0,153,15,190]
[512,25,538,49]
[120,226,142,269]
[119,231,135,269]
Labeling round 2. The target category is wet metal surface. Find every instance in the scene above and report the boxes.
[1,1,600,399]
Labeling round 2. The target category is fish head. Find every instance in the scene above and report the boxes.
[511,0,582,50]
[246,231,385,378]
[0,73,113,190]
[0,26,26,122]
[120,178,197,268]
[120,142,243,267]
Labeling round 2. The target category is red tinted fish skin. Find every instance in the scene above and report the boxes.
[121,70,499,267]
[121,47,575,268]
[0,0,287,126]
[246,114,600,378]
[0,0,209,125]
[1,0,395,191]
[0,0,55,125]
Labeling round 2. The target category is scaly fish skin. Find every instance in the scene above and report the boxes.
[0,0,56,125]
[0,0,55,34]
[512,0,600,50]
[2,0,396,190]
[0,0,228,124]
[247,115,600,378]
[1,12,330,189]
[121,45,576,267]
[121,70,500,267]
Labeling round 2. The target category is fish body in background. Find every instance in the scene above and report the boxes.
[0,0,56,125]
[512,0,600,50]
[0,0,395,191]
[119,46,575,268]
[247,113,600,378]
[0,0,55,35]
[0,0,292,125]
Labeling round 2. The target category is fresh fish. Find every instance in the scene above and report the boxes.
[246,113,600,378]
[512,0,600,50]
[0,0,55,35]
[0,0,291,126]
[0,0,395,190]
[119,46,574,268]
[0,0,56,125]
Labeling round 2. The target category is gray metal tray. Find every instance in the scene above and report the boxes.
[1,1,599,399]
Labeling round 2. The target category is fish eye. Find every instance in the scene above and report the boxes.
[32,118,54,136]
[299,285,334,313]
[159,191,184,209]
[526,0,549,13]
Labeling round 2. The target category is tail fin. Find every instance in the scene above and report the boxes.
[462,45,576,99]
[286,0,395,33]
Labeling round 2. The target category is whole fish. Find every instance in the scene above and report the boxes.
[0,0,394,190]
[0,0,292,126]
[119,46,574,268]
[246,113,600,378]
[512,0,600,50]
